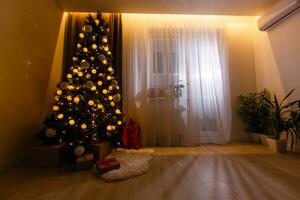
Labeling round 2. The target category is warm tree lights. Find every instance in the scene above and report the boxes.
[41,13,123,156]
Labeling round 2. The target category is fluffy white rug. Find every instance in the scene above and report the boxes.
[94,148,154,182]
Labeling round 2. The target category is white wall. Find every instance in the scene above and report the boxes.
[227,18,258,142]
[254,11,300,100]
[0,0,63,167]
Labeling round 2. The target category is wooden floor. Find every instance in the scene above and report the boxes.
[1,144,300,200]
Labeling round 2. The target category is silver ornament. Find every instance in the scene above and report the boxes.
[60,82,69,90]
[111,80,118,87]
[45,128,57,138]
[85,81,94,88]
[74,145,85,156]
[98,54,106,61]
[82,25,93,33]
[81,61,90,69]
[113,94,121,102]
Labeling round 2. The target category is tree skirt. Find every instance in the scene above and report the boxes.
[94,148,154,182]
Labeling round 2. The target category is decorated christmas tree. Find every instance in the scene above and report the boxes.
[41,13,123,157]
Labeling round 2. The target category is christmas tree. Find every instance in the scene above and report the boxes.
[42,13,123,157]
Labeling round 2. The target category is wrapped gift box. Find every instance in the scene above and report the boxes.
[76,153,94,170]
[28,142,65,167]
[91,141,112,161]
[96,158,120,174]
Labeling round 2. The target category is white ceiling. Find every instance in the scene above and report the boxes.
[56,0,279,16]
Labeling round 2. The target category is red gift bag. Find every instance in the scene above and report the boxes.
[122,119,140,149]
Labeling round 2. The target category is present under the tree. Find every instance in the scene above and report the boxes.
[76,153,94,170]
[28,142,65,167]
[95,158,120,174]
[91,141,112,161]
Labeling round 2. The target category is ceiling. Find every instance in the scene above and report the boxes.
[56,0,279,16]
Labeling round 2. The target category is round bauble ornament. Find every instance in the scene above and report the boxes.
[95,19,100,25]
[81,61,90,69]
[83,47,88,53]
[79,33,84,39]
[85,81,94,88]
[92,35,96,41]
[82,25,93,33]
[60,82,69,90]
[111,80,118,87]
[98,54,105,61]
[113,94,121,102]
[74,145,85,156]
[45,128,57,138]
[86,74,91,79]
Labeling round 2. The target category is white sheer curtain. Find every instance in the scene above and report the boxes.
[122,14,231,146]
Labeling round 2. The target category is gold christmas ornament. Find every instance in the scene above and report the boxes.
[78,72,83,77]
[74,96,80,103]
[77,43,82,49]
[110,102,115,107]
[79,33,84,38]
[102,89,108,94]
[104,47,109,51]
[117,120,122,125]
[81,123,87,129]
[73,57,78,61]
[97,104,103,109]
[116,86,120,90]
[91,69,97,74]
[83,47,88,53]
[69,119,75,125]
[92,35,96,41]
[91,86,97,91]
[53,105,59,111]
[54,96,59,101]
[95,19,100,25]
[90,57,95,61]
[102,37,108,43]
[108,86,113,91]
[67,95,72,101]
[88,100,94,106]
[67,74,72,79]
[108,96,113,100]
[112,126,116,130]
[92,44,97,49]
[68,85,75,90]
[107,76,112,80]
[107,51,111,55]
[56,90,62,95]
[97,81,103,86]
[107,125,112,131]
[73,69,79,73]
[108,67,113,72]
[115,109,121,114]
[57,113,64,119]
[102,59,107,64]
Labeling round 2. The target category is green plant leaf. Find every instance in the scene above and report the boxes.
[280,88,295,106]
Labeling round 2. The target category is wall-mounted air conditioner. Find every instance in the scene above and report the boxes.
[258,0,300,31]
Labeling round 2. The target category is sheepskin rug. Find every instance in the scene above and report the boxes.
[95,148,154,182]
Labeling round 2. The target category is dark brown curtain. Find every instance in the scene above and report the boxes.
[63,13,122,88]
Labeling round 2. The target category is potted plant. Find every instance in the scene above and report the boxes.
[262,89,299,153]
[286,102,300,152]
[237,89,271,144]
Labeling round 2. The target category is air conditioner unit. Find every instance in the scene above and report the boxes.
[258,0,300,31]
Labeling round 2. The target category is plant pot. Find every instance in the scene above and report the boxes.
[259,135,269,146]
[250,133,261,144]
[293,139,300,153]
[267,138,287,153]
